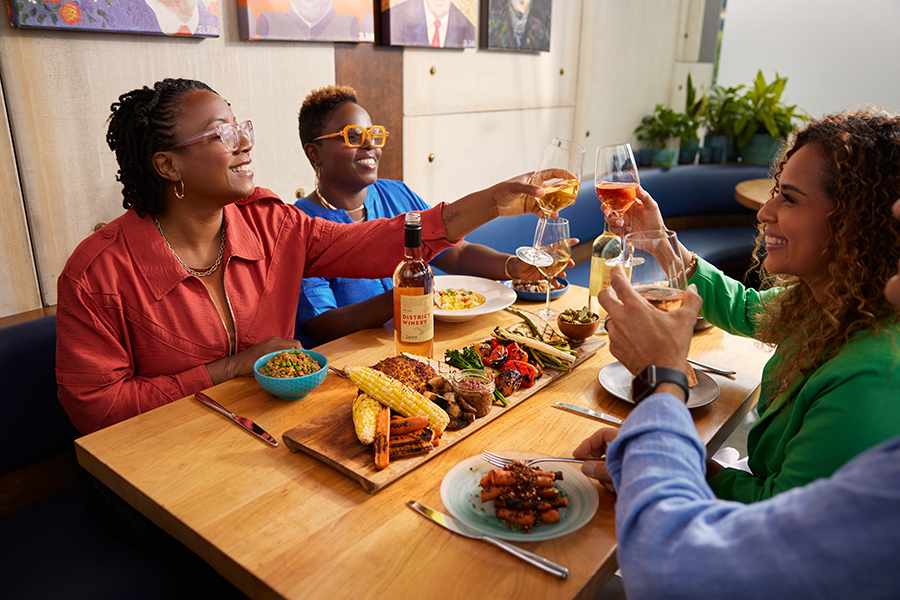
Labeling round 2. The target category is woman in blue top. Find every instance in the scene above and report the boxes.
[294,85,551,346]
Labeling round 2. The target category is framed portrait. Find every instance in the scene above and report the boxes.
[5,0,219,36]
[237,0,374,42]
[482,0,551,52]
[380,0,476,49]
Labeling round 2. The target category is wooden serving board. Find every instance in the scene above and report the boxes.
[282,336,606,493]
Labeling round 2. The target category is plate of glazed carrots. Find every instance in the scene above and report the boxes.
[440,451,599,542]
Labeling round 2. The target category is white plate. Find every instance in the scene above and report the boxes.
[440,451,600,542]
[597,361,719,409]
[433,275,517,323]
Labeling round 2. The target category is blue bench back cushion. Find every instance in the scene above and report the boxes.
[0,315,79,475]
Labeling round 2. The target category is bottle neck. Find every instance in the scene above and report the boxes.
[405,225,423,258]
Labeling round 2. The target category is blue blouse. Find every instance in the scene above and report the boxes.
[293,179,432,346]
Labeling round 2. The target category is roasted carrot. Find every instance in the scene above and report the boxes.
[373,406,390,470]
[496,508,535,528]
[540,509,560,524]
[488,469,518,487]
[389,415,429,435]
[388,440,433,459]
[480,485,504,502]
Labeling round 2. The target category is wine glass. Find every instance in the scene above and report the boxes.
[532,218,571,318]
[595,143,640,256]
[623,230,687,312]
[516,138,585,267]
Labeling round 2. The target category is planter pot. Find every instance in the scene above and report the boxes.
[703,134,728,164]
[740,133,782,165]
[678,139,700,164]
[651,148,678,168]
[635,148,654,167]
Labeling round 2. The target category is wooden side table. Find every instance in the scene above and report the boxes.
[735,178,773,210]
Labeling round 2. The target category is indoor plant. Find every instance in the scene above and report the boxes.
[736,70,809,164]
[677,74,707,164]
[634,104,682,168]
[702,83,748,163]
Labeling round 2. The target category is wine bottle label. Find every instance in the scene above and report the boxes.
[398,293,434,343]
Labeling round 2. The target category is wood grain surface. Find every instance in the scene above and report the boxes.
[75,285,771,600]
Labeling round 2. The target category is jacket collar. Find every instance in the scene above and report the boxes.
[124,188,274,301]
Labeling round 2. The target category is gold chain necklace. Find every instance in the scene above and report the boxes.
[154,216,226,277]
[316,186,366,214]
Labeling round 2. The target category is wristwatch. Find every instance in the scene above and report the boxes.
[632,365,690,404]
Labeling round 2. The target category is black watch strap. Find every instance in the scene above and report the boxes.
[632,365,690,404]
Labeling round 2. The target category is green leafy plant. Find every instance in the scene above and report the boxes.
[634,104,684,150]
[677,74,708,143]
[704,70,809,149]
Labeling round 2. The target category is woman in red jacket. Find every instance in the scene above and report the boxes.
[56,78,549,434]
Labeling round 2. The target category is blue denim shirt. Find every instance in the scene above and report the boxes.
[607,394,900,599]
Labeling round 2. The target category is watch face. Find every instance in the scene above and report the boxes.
[631,365,689,404]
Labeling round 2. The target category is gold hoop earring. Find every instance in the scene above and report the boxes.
[174,179,185,200]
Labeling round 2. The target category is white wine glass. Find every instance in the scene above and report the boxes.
[595,143,640,254]
[516,138,585,267]
[533,218,571,318]
[623,230,687,312]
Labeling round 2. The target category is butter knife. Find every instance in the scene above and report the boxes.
[553,402,623,425]
[195,392,278,446]
[407,501,568,579]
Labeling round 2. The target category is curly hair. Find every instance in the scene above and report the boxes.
[298,85,359,148]
[750,108,900,400]
[106,78,216,217]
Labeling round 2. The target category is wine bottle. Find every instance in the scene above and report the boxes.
[393,212,434,357]
[588,224,623,318]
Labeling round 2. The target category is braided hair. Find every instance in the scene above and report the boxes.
[106,78,216,216]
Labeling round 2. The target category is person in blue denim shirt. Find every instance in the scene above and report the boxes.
[572,197,900,599]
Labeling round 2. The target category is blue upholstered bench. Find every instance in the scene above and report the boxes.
[0,315,210,598]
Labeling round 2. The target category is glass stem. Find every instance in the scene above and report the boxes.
[544,278,552,315]
[533,216,549,250]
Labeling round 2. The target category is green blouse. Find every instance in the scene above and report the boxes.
[691,258,900,503]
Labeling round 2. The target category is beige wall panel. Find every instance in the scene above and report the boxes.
[0,1,333,306]
[403,0,581,116]
[0,78,42,317]
[403,107,574,205]
[674,0,706,62]
[572,0,685,171]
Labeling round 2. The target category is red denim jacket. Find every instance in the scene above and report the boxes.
[57,188,455,434]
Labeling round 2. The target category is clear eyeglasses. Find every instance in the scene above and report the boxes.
[313,125,390,148]
[166,120,254,153]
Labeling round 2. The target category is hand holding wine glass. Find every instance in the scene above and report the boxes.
[595,143,640,251]
[623,230,687,312]
[533,218,571,318]
[516,138,585,267]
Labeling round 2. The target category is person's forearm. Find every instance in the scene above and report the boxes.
[431,241,510,280]
[301,290,394,346]
[441,190,497,242]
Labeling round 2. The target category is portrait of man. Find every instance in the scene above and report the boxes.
[238,0,374,42]
[484,0,551,52]
[382,0,476,49]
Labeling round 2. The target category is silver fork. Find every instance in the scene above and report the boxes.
[480,450,604,469]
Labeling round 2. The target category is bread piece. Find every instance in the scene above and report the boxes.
[686,361,699,387]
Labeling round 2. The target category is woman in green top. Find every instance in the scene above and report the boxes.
[606,109,900,503]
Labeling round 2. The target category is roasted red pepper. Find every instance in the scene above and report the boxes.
[506,342,529,363]
[486,343,509,368]
[504,359,538,388]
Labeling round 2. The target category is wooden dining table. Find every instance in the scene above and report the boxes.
[75,285,771,600]
[734,177,774,210]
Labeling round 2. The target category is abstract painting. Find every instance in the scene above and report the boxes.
[5,0,219,36]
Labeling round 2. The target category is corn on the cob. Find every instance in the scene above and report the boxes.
[352,393,383,444]
[344,365,450,432]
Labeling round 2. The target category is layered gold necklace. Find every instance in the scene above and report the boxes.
[154,216,226,277]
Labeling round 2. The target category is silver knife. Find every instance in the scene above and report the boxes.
[553,402,623,425]
[687,358,737,375]
[195,392,278,446]
[407,501,568,579]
